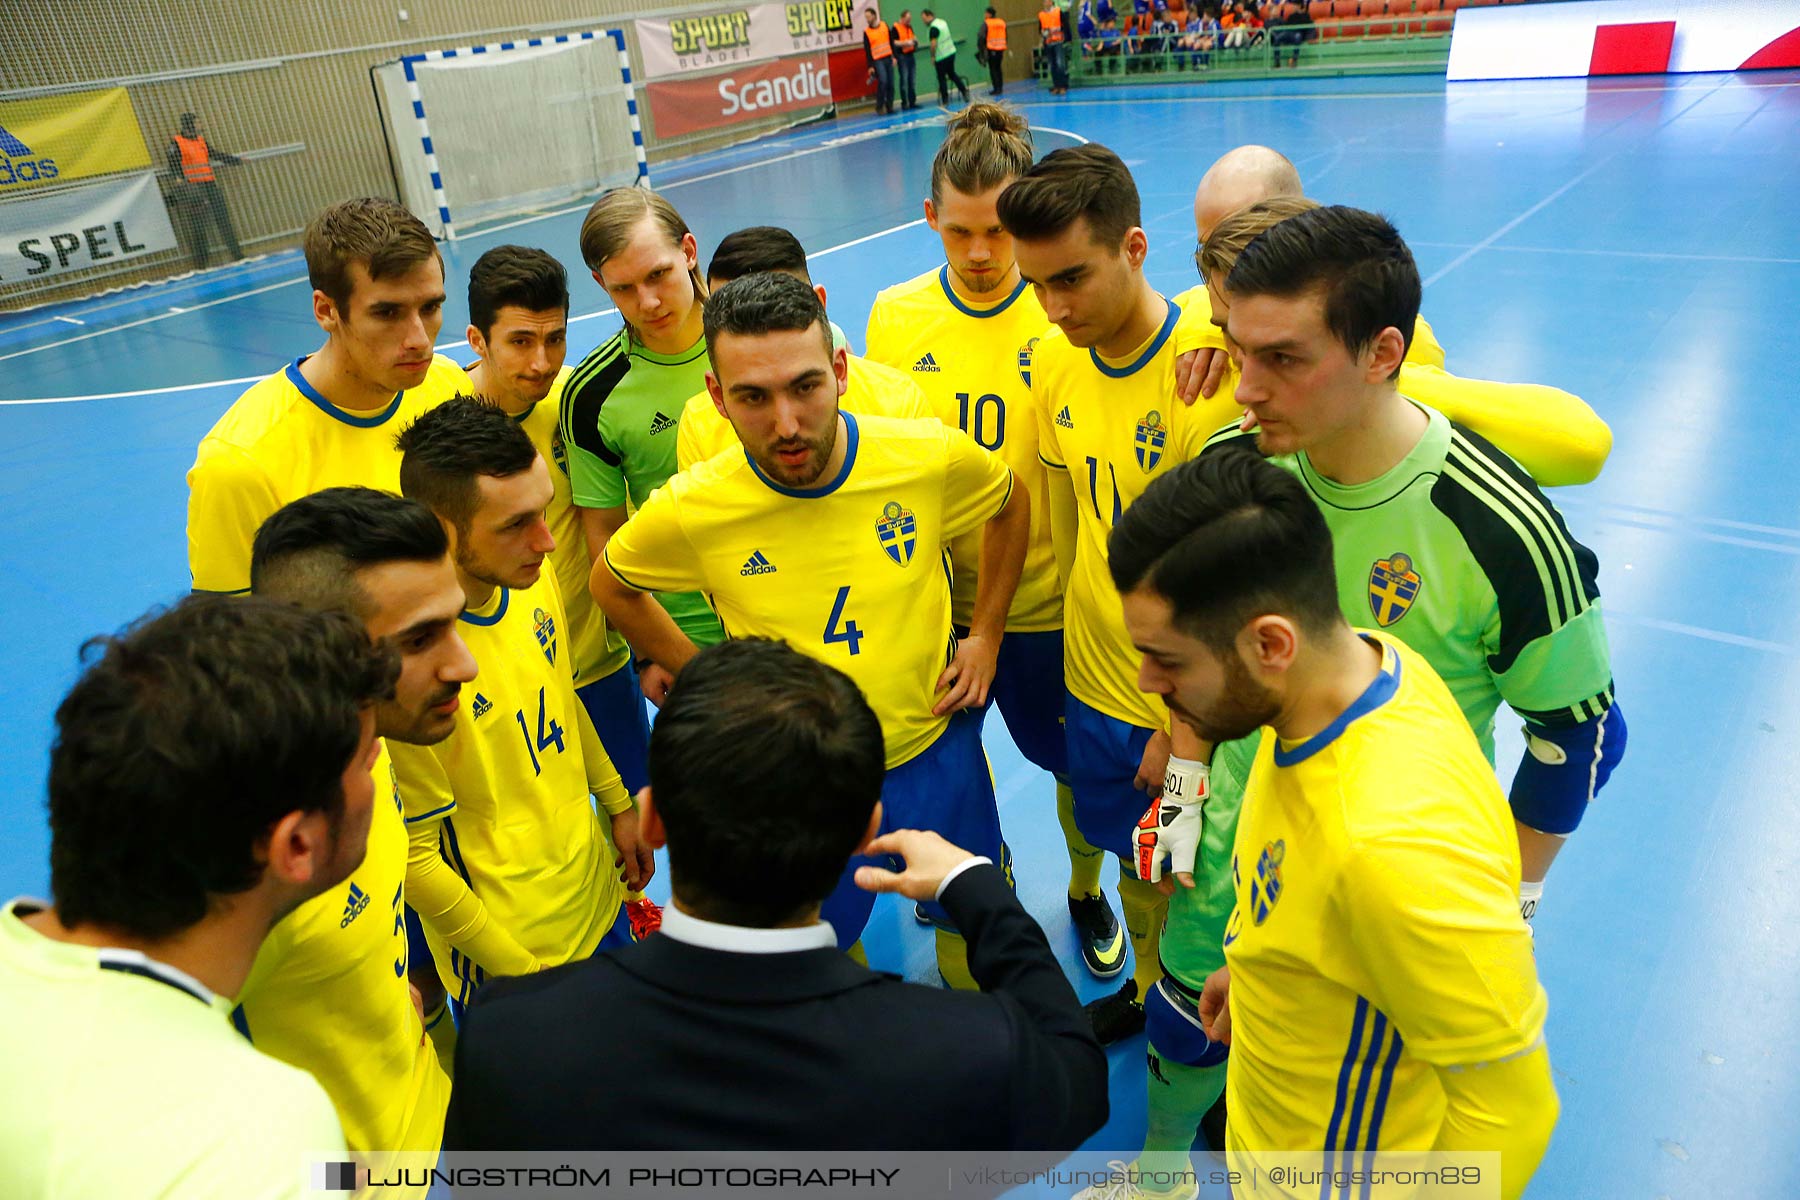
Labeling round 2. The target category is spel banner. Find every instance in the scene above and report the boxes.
[0,172,177,284]
[635,1,860,79]
[646,53,835,139]
[0,88,152,191]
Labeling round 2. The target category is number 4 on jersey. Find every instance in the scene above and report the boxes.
[824,585,864,656]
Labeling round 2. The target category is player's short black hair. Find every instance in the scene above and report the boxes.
[707,226,811,286]
[649,639,884,926]
[1224,204,1420,380]
[467,245,569,338]
[47,595,397,940]
[1109,449,1342,653]
[996,142,1141,250]
[395,395,539,533]
[702,271,833,366]
[251,487,448,616]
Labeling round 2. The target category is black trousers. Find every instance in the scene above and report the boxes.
[182,180,242,268]
[987,49,1004,94]
[896,52,917,108]
[933,54,970,102]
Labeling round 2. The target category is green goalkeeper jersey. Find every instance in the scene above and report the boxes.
[560,327,725,646]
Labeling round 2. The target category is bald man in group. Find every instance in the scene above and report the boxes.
[1170,143,1610,488]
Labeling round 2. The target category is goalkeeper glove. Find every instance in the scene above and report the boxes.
[1135,755,1208,883]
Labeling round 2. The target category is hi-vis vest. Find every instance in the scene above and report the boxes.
[985,17,1008,50]
[895,18,917,51]
[867,21,894,58]
[174,134,214,183]
[1038,8,1065,42]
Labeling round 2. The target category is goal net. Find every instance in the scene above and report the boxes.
[381,30,646,239]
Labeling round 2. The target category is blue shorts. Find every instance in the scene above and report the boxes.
[594,899,635,954]
[819,709,1006,948]
[1064,691,1156,865]
[963,627,1067,777]
[576,660,651,795]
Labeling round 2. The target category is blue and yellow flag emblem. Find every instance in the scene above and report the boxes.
[1368,552,1421,628]
[1250,839,1285,926]
[533,607,558,666]
[876,501,917,567]
[1134,410,1168,472]
[1017,337,1039,387]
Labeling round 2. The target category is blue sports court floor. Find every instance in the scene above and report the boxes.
[4,69,1799,1197]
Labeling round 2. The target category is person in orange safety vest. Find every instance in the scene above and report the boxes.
[166,112,244,269]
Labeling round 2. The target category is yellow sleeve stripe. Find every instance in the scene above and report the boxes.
[1039,452,1067,471]
[405,800,455,825]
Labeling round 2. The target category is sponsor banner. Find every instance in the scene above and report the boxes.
[646,53,834,139]
[635,1,859,79]
[0,172,177,283]
[1447,0,1800,81]
[0,88,152,191]
[827,46,879,102]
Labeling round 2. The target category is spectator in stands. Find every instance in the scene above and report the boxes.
[864,8,897,115]
[1077,0,1099,39]
[1086,14,1124,65]
[895,10,921,110]
[167,112,243,270]
[1267,1,1313,66]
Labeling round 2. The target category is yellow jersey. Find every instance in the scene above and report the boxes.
[187,355,466,594]
[605,412,1014,768]
[1033,297,1215,730]
[480,364,628,688]
[233,742,448,1177]
[865,267,1062,632]
[389,574,630,1004]
[674,353,933,471]
[1223,633,1546,1176]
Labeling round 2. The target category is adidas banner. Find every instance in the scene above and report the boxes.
[0,88,153,191]
[0,171,177,283]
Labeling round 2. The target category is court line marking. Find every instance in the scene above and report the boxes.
[1421,154,1620,289]
[1,215,932,405]
[1560,496,1800,542]
[1604,609,1799,658]
[1029,78,1800,109]
[1413,240,1800,267]
[0,276,311,367]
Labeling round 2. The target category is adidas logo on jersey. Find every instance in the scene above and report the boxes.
[340,883,370,929]
[471,692,493,719]
[912,352,941,373]
[740,550,777,576]
[1056,406,1074,429]
[648,411,677,435]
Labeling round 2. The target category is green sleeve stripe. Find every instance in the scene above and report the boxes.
[559,331,632,462]
[1446,429,1592,618]
[1201,421,1256,457]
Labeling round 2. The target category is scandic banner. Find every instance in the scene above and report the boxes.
[634,1,859,79]
[645,54,834,140]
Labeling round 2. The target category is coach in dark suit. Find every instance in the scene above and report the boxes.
[444,638,1107,1151]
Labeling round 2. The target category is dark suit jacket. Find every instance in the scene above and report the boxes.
[443,864,1107,1151]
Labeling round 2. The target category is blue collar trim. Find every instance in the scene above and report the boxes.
[286,358,404,428]
[748,411,860,499]
[1089,298,1177,378]
[937,265,1029,319]
[1272,637,1401,768]
[459,588,511,627]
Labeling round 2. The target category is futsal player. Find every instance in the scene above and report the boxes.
[2,596,391,1195]
[186,197,465,595]
[243,488,476,1182]
[592,272,1030,988]
[464,245,661,938]
[560,188,724,709]
[675,225,934,471]
[996,143,1217,1040]
[1206,205,1626,922]
[393,398,650,1009]
[1114,451,1557,1200]
[864,103,1123,981]
[1176,144,1613,487]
